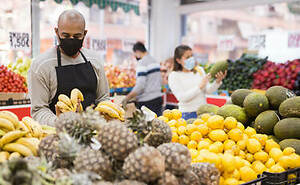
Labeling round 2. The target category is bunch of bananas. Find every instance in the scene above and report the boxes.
[95,101,125,121]
[56,88,84,113]
[0,111,55,162]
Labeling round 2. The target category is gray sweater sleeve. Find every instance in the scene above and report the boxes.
[95,61,110,104]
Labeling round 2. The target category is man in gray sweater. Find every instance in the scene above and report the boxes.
[122,42,163,116]
[28,10,109,125]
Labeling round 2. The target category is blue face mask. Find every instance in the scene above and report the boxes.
[183,57,196,71]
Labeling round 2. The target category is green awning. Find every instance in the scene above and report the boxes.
[40,0,140,15]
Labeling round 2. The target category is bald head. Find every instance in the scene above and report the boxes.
[58,9,85,29]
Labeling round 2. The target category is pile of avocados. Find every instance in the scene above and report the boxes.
[196,86,300,154]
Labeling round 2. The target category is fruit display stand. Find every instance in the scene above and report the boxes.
[0,104,31,120]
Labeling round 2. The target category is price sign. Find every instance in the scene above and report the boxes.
[248,35,266,50]
[91,38,106,52]
[9,32,30,50]
[288,32,300,48]
[218,35,234,51]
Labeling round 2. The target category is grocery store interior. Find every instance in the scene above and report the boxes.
[0,0,300,185]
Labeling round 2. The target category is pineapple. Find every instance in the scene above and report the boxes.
[93,181,114,185]
[116,180,147,185]
[127,110,172,147]
[97,121,138,161]
[191,163,220,185]
[157,143,191,176]
[156,171,179,185]
[177,170,200,185]
[51,168,72,180]
[38,134,60,163]
[74,148,114,181]
[122,146,165,183]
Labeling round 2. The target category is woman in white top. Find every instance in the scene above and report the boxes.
[168,45,226,120]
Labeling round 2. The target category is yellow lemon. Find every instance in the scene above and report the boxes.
[224,178,239,185]
[240,166,257,182]
[224,117,238,130]
[172,132,179,142]
[278,155,293,169]
[242,133,249,140]
[244,127,256,137]
[246,153,254,163]
[187,140,198,149]
[208,129,228,142]
[239,150,246,159]
[242,159,251,167]
[283,147,296,155]
[254,151,269,163]
[222,153,236,172]
[235,156,245,169]
[197,140,210,151]
[237,122,245,131]
[204,138,213,144]
[176,118,187,128]
[199,149,210,156]
[224,140,236,151]
[209,141,224,153]
[179,135,189,145]
[247,138,262,154]
[269,164,285,173]
[170,127,177,133]
[206,152,222,170]
[265,158,275,168]
[194,154,205,163]
[189,149,199,159]
[224,149,235,155]
[251,134,268,146]
[196,124,209,136]
[171,109,182,120]
[237,140,247,151]
[269,148,283,162]
[265,139,280,153]
[186,124,197,135]
[207,115,224,130]
[232,169,241,180]
[200,113,211,122]
[167,120,177,127]
[193,119,205,125]
[231,145,240,156]
[219,176,225,185]
[163,109,173,120]
[177,126,186,135]
[289,153,300,168]
[190,131,202,142]
[238,181,245,184]
[228,128,243,142]
[157,116,169,122]
[252,160,267,174]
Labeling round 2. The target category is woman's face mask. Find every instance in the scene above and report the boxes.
[183,57,196,71]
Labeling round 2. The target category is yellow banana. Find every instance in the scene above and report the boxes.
[95,105,122,120]
[71,88,84,101]
[58,94,73,108]
[0,129,6,136]
[97,101,125,117]
[0,130,27,147]
[41,125,56,131]
[0,118,15,131]
[0,111,19,128]
[17,121,30,133]
[79,103,83,112]
[22,117,43,138]
[8,152,21,160]
[16,138,39,156]
[0,151,9,162]
[3,143,33,157]
[56,101,72,111]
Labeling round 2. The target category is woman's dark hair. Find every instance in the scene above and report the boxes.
[173,45,192,71]
[133,42,147,52]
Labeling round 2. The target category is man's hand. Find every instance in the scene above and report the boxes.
[215,70,227,84]
[121,98,128,110]
[200,74,211,90]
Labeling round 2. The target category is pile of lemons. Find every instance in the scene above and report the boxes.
[158,109,300,185]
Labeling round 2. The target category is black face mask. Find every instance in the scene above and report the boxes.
[59,37,84,56]
[136,57,141,61]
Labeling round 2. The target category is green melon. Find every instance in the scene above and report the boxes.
[279,139,300,155]
[268,135,280,143]
[254,110,280,135]
[231,89,252,107]
[243,93,269,118]
[217,104,247,124]
[196,104,219,116]
[266,86,295,109]
[279,96,300,118]
[209,61,228,78]
[274,118,300,140]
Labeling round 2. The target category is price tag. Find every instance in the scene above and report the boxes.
[288,32,300,48]
[248,35,266,50]
[9,32,30,50]
[218,35,234,51]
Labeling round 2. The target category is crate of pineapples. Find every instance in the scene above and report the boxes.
[158,109,300,185]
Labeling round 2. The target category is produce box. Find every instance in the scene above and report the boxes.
[0,93,30,106]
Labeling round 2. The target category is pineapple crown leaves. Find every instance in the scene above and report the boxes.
[57,132,82,161]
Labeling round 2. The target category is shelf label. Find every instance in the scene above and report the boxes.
[9,32,30,50]
[288,32,300,48]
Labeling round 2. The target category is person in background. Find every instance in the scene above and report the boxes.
[168,45,226,120]
[122,42,163,116]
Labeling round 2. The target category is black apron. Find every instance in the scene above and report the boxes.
[49,47,98,114]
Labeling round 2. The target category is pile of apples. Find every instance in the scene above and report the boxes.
[105,64,136,88]
[0,65,28,93]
